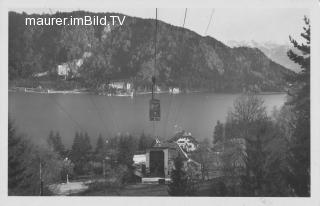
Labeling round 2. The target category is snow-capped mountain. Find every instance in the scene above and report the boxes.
[227,40,301,73]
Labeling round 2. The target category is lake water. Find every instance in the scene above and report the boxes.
[9,92,287,147]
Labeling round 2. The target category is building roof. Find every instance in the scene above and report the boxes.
[153,141,177,149]
[149,140,188,160]
[168,130,199,145]
[146,133,203,164]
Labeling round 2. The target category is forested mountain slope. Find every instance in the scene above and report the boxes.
[9,11,295,92]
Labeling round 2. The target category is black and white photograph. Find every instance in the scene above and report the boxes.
[1,0,320,204]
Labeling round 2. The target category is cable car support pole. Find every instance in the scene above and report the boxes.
[152,8,158,100]
[153,8,158,138]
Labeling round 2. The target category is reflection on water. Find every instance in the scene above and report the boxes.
[9,92,286,147]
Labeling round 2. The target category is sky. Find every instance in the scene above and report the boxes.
[11,8,309,46]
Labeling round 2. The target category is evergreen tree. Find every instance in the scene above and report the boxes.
[70,132,93,175]
[9,119,64,195]
[168,156,194,196]
[138,133,154,151]
[213,120,224,144]
[54,132,65,156]
[8,119,33,195]
[70,132,84,175]
[117,135,135,166]
[224,94,276,195]
[47,131,65,157]
[193,138,211,180]
[70,132,81,161]
[94,134,106,161]
[115,134,138,183]
[83,132,93,161]
[286,16,310,196]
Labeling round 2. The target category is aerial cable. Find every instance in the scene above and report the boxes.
[171,8,188,128]
[53,8,118,137]
[88,95,111,137]
[163,92,174,138]
[81,24,117,137]
[102,28,121,135]
[204,9,215,36]
[163,8,188,138]
[81,19,120,136]
[45,8,86,133]
[49,95,86,132]
[77,20,116,137]
[104,96,120,134]
[149,8,161,140]
[182,8,187,28]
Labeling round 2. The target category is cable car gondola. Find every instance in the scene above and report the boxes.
[150,76,160,121]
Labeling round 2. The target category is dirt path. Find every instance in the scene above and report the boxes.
[49,181,90,195]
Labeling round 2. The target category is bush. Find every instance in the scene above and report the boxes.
[108,164,135,184]
[209,180,228,196]
[168,156,198,196]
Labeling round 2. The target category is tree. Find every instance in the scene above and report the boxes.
[60,24,97,61]
[231,94,267,124]
[80,47,113,89]
[117,134,136,166]
[168,155,196,196]
[222,94,283,196]
[94,134,106,161]
[61,158,74,183]
[260,115,293,196]
[138,133,154,151]
[70,132,93,175]
[9,119,64,195]
[93,134,107,175]
[83,132,93,161]
[285,16,310,196]
[220,138,247,194]
[117,135,135,180]
[47,131,65,157]
[36,147,64,193]
[193,138,211,180]
[213,120,223,144]
[8,119,34,195]
[70,132,82,175]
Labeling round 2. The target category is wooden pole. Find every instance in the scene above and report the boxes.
[103,159,106,178]
[39,158,43,196]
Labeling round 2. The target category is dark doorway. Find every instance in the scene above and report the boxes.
[149,150,165,177]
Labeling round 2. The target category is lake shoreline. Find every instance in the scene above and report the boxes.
[9,87,287,96]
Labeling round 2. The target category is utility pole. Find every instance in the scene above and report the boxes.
[151,8,157,101]
[103,139,109,179]
[65,157,70,184]
[222,123,225,153]
[151,76,155,100]
[102,159,106,178]
[39,158,43,196]
[149,8,160,132]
